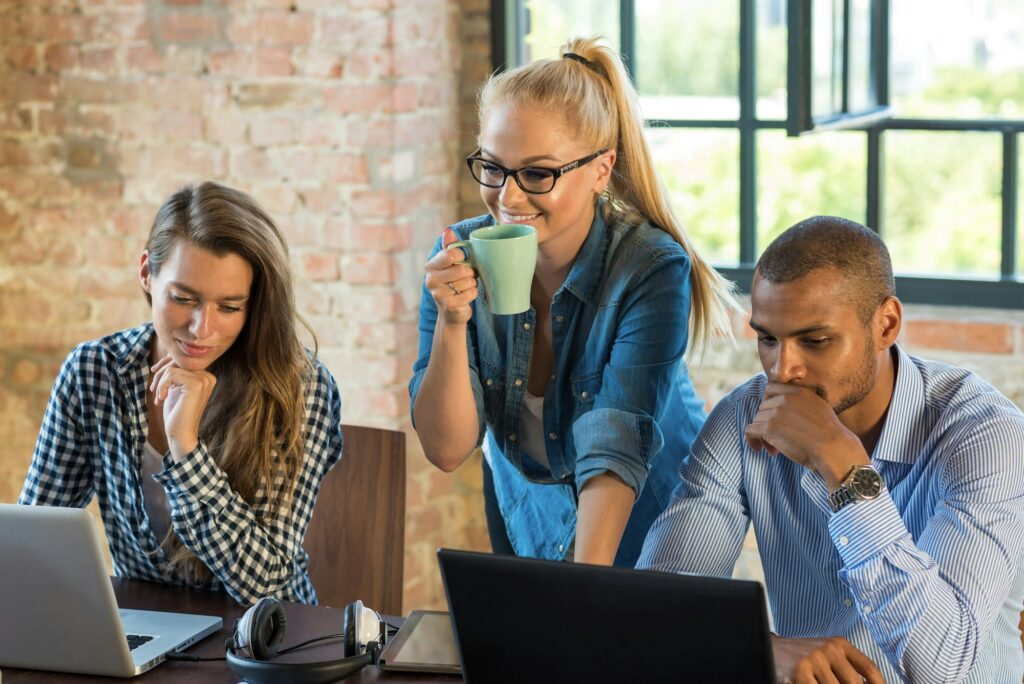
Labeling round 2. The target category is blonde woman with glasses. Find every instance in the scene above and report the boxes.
[410,38,736,566]
[20,182,343,605]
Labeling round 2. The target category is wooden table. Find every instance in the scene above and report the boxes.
[3,579,461,683]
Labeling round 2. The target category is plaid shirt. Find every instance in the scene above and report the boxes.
[19,324,343,606]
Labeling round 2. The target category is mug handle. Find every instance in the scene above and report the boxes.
[446,240,485,306]
[446,240,474,268]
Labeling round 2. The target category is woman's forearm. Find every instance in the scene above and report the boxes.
[413,316,481,471]
[573,472,635,565]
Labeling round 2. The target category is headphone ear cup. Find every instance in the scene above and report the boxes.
[343,599,384,658]
[342,600,360,658]
[235,596,287,661]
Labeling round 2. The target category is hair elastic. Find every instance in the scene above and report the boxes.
[562,52,598,72]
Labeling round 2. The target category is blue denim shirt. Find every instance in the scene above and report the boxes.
[410,202,706,565]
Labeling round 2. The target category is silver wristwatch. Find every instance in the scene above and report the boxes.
[828,465,884,513]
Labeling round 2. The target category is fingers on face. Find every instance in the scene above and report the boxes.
[150,365,215,403]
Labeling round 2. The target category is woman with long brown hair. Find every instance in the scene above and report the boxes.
[20,181,342,605]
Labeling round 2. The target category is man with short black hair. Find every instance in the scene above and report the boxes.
[638,216,1024,683]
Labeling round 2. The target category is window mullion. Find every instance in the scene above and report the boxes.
[1002,132,1018,278]
[739,0,758,265]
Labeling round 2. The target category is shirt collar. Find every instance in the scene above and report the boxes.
[870,344,926,464]
[115,323,156,377]
[558,197,610,304]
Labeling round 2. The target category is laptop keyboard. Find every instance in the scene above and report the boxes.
[126,634,155,651]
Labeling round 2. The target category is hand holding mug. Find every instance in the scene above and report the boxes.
[150,354,217,462]
[425,228,480,325]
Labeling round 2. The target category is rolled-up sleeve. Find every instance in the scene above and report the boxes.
[573,254,692,498]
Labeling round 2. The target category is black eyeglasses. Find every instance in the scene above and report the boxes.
[465,149,608,195]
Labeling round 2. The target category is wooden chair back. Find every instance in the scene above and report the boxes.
[303,424,406,615]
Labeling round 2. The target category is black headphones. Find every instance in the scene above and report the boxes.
[225,597,387,684]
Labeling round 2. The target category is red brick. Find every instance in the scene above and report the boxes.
[392,8,448,43]
[255,48,293,76]
[278,215,322,246]
[297,187,344,214]
[327,154,368,184]
[81,47,117,73]
[233,82,322,109]
[301,252,340,281]
[275,148,325,179]
[124,45,166,74]
[249,115,295,146]
[342,291,403,322]
[342,119,394,147]
[206,49,252,76]
[20,13,93,42]
[319,14,389,46]
[350,190,395,219]
[293,118,343,146]
[160,12,222,43]
[228,12,314,46]
[2,45,39,71]
[342,253,397,285]
[394,45,448,78]
[345,51,393,80]
[294,283,330,315]
[204,110,249,145]
[0,73,56,102]
[325,221,412,252]
[292,48,342,78]
[110,208,150,236]
[416,79,452,109]
[0,107,32,134]
[903,319,1014,355]
[323,83,394,115]
[228,148,276,179]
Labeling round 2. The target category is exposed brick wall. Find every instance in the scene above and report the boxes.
[0,0,488,612]
[2,0,1021,615]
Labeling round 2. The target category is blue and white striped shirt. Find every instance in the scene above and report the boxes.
[19,324,344,606]
[637,346,1024,683]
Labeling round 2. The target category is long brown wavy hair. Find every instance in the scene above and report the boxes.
[477,37,738,355]
[143,181,316,583]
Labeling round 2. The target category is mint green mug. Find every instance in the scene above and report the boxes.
[448,224,538,315]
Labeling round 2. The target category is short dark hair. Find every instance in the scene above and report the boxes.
[755,216,895,322]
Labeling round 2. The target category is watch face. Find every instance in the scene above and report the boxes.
[851,468,883,499]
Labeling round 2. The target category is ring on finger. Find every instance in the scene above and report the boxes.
[446,281,462,295]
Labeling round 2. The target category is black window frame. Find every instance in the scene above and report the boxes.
[491,0,1024,309]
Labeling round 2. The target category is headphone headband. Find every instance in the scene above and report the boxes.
[226,596,384,684]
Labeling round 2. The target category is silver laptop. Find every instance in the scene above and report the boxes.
[0,503,222,677]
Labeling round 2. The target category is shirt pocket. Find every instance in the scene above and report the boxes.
[480,360,506,425]
[569,371,602,419]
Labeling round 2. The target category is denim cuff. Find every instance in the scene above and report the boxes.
[574,407,662,499]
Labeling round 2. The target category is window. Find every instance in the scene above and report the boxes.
[493,0,1024,308]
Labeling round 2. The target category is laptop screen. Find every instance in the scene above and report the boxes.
[438,548,776,683]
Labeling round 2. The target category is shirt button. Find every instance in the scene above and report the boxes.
[580,391,589,399]
[839,536,849,546]
[843,598,853,607]
[514,378,523,386]
[548,432,557,440]
[863,605,872,615]
[556,315,564,323]
[523,323,531,330]
[508,433,517,442]
[485,378,493,386]
[558,544,565,552]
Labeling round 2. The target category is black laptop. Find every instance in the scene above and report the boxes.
[437,548,776,683]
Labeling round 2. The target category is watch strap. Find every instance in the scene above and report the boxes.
[829,485,856,513]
